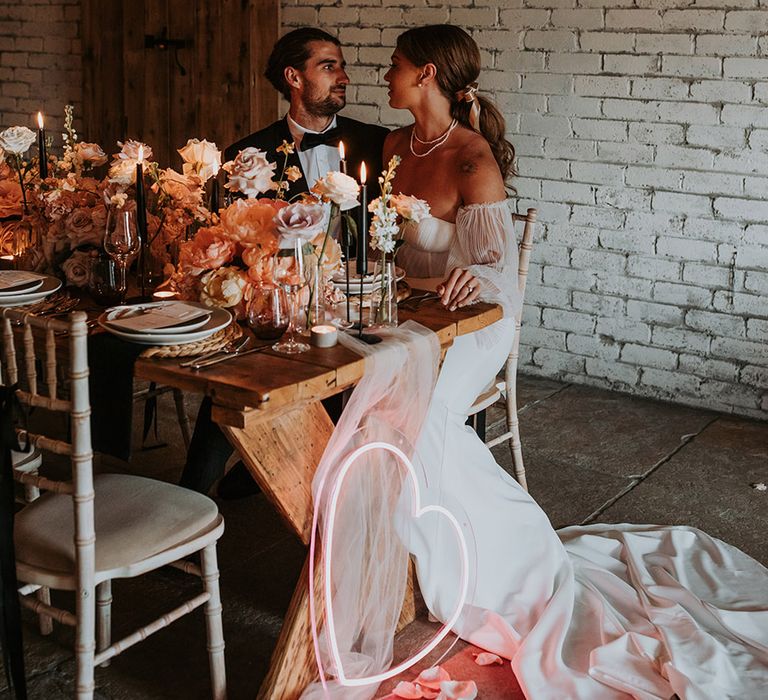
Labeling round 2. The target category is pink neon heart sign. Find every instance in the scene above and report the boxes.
[309,441,470,690]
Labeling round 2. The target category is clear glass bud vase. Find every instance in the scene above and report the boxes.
[370,258,398,328]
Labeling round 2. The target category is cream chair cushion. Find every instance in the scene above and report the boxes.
[15,474,220,576]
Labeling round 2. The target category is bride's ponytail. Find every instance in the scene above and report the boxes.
[396,25,517,185]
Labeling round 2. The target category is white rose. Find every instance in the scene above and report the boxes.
[75,142,107,166]
[178,138,221,182]
[0,126,36,155]
[312,171,360,209]
[117,139,152,162]
[108,140,152,184]
[222,147,277,199]
[390,193,430,222]
[200,266,247,308]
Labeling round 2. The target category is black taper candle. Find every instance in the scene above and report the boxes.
[136,160,148,297]
[37,113,47,180]
[356,185,367,275]
[209,177,220,215]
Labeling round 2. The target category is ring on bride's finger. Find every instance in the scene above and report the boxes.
[467,285,474,293]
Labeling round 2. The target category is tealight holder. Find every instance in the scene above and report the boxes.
[310,324,338,348]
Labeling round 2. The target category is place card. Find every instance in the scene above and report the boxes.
[106,302,211,332]
[0,271,46,292]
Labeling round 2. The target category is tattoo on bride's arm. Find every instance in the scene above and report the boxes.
[460,159,479,175]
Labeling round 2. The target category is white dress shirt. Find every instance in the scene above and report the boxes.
[287,113,341,190]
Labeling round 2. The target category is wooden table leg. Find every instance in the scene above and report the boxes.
[221,401,333,699]
[221,400,421,698]
[222,401,334,544]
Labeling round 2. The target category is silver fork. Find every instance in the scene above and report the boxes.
[399,291,440,310]
[178,335,250,368]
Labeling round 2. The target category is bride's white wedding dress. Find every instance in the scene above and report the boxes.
[302,201,767,700]
[398,203,768,699]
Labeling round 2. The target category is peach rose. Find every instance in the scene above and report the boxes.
[64,206,105,248]
[0,178,22,218]
[219,198,278,252]
[158,168,204,208]
[75,142,107,166]
[179,226,236,274]
[61,249,95,288]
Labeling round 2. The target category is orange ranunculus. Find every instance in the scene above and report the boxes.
[219,198,279,252]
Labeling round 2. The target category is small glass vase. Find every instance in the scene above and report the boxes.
[370,259,398,328]
[306,262,328,328]
[272,239,312,354]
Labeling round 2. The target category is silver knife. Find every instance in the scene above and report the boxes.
[189,344,271,370]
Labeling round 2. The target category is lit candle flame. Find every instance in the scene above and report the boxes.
[137,145,144,164]
[37,112,44,129]
[338,141,345,160]
[360,161,366,183]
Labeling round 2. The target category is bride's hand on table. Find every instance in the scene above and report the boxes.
[437,268,481,311]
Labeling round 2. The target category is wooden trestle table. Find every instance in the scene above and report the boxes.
[133,297,503,699]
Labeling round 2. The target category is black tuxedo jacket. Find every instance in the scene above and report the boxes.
[224,115,389,199]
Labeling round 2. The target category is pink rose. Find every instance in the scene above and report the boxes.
[274,202,326,248]
[222,147,277,198]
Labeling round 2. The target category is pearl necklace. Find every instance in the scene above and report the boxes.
[409,119,458,158]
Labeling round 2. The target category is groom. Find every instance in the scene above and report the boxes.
[224,27,387,198]
[181,28,388,497]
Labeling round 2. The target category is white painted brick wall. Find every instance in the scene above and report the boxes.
[4,0,768,419]
[0,0,81,138]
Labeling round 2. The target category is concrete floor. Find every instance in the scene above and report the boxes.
[3,375,767,699]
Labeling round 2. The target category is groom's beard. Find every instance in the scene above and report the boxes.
[305,88,346,117]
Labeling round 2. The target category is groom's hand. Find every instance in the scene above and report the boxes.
[437,268,481,311]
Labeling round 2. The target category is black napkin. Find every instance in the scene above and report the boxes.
[88,333,143,461]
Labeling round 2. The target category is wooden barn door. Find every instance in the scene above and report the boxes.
[81,0,278,166]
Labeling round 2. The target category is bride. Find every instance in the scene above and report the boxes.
[372,24,767,699]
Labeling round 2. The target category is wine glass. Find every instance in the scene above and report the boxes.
[272,239,312,354]
[103,209,140,303]
[247,282,289,340]
[88,254,123,306]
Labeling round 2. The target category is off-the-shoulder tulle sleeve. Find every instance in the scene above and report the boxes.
[447,200,522,318]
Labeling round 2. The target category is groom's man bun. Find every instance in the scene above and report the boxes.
[265,28,341,101]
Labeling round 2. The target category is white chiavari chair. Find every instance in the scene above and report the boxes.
[1,308,226,699]
[467,207,537,491]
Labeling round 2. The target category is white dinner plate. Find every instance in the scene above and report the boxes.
[331,262,405,293]
[0,278,45,296]
[103,301,213,335]
[98,303,232,345]
[0,276,62,307]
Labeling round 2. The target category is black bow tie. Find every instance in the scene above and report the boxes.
[299,126,343,151]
